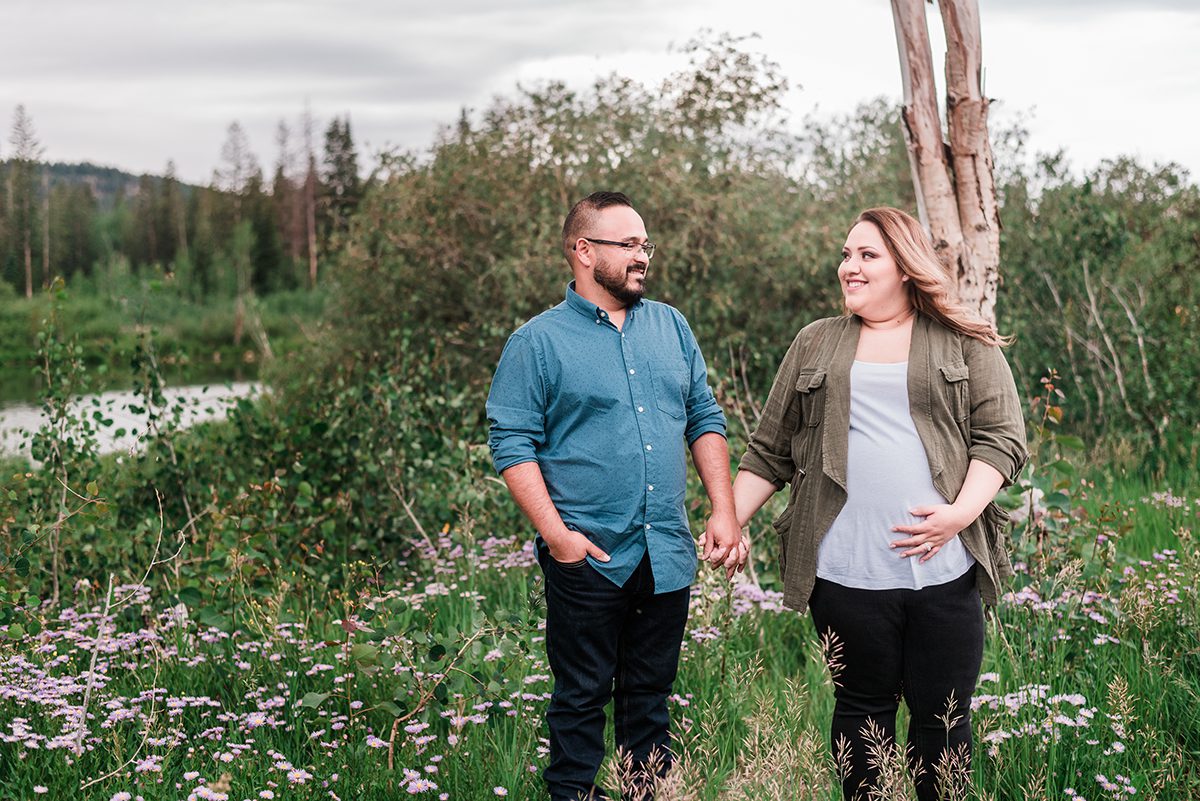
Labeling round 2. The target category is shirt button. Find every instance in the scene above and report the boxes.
[595,319,601,325]
[645,523,652,530]
[629,368,636,375]
[647,484,654,491]
[637,406,644,413]
[645,444,652,451]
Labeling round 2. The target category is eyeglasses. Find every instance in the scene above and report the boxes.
[576,237,656,260]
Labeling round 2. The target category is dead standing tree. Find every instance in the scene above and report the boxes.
[891,0,1001,325]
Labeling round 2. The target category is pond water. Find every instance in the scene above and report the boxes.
[0,382,264,458]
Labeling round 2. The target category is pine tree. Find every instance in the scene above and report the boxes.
[49,182,99,279]
[272,119,306,287]
[129,173,164,268]
[0,142,7,293]
[321,115,361,244]
[186,186,216,300]
[216,121,261,223]
[164,160,189,265]
[8,105,44,298]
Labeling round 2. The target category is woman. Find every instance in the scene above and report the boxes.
[731,207,1026,799]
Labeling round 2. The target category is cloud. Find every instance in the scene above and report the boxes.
[1,0,1196,182]
[988,0,1199,11]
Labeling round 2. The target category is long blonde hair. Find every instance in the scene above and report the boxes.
[852,207,1009,346]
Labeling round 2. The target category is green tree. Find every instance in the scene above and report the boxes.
[272,119,306,289]
[8,105,44,298]
[325,34,892,386]
[126,173,167,268]
[320,115,361,246]
[215,121,261,224]
[999,156,1200,456]
[245,169,285,294]
[164,160,189,265]
[186,185,217,300]
[47,182,100,279]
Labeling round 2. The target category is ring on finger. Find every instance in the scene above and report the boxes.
[924,542,933,552]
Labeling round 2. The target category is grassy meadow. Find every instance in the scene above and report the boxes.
[0,462,1195,801]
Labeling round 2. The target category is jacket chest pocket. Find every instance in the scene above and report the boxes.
[795,369,827,428]
[939,363,970,422]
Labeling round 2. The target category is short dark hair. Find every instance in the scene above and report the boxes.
[562,191,634,262]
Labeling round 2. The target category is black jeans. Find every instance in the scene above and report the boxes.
[538,543,690,801]
[808,567,984,801]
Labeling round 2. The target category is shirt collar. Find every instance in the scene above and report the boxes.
[565,281,643,322]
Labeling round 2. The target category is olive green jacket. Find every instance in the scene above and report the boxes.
[739,313,1028,613]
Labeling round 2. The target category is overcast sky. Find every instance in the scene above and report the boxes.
[2,0,1197,185]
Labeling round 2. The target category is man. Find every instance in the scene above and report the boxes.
[487,191,744,800]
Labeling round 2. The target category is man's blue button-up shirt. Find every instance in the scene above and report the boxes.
[487,283,726,593]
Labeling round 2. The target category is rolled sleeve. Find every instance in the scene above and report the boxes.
[680,319,727,445]
[964,339,1029,486]
[486,333,547,474]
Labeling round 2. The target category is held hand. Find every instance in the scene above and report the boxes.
[702,509,741,564]
[727,536,750,580]
[699,530,751,580]
[890,504,972,563]
[547,529,610,564]
[700,511,746,580]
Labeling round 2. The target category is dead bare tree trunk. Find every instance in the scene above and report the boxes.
[303,105,319,289]
[891,0,963,269]
[42,172,50,285]
[891,0,1001,325]
[23,230,32,299]
[939,0,1001,321]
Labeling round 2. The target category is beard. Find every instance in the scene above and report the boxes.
[593,255,647,306]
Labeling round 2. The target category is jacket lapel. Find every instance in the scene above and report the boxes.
[822,315,860,490]
[908,313,944,482]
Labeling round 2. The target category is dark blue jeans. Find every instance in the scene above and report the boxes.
[537,542,690,801]
[808,567,984,801]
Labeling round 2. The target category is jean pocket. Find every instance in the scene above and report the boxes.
[552,556,589,570]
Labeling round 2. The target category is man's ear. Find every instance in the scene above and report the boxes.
[572,239,594,269]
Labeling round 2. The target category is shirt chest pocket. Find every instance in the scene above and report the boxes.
[650,362,689,420]
[939,363,970,421]
[795,369,827,427]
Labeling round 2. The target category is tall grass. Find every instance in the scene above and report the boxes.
[1,469,1196,800]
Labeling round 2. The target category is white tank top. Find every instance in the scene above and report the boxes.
[817,360,975,590]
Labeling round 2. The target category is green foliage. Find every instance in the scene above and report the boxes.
[322,114,362,244]
[315,33,1195,483]
[331,34,905,386]
[0,272,325,403]
[1000,155,1200,462]
[0,279,105,625]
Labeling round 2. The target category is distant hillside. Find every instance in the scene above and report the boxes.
[37,161,199,210]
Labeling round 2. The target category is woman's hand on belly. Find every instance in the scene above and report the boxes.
[889,503,973,563]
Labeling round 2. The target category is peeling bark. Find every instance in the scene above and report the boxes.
[938,0,1000,323]
[891,0,963,276]
[891,0,1001,325]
